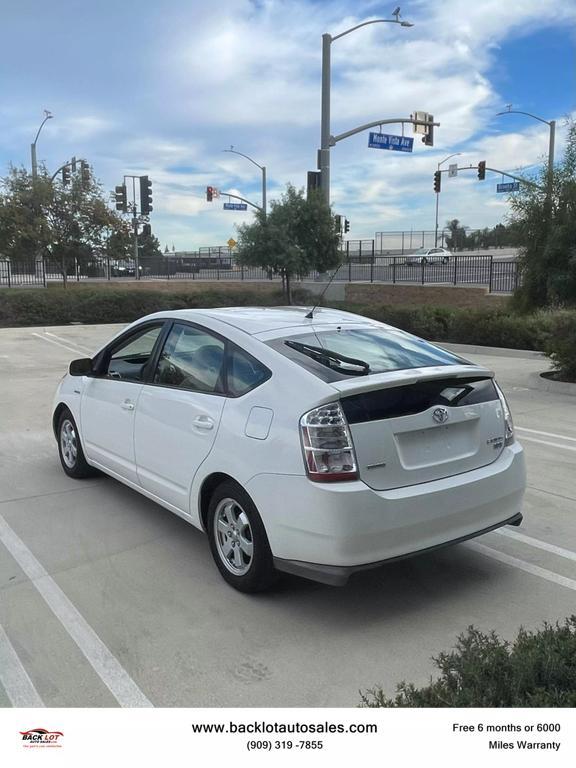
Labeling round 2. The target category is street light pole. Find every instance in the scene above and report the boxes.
[434,152,461,246]
[320,10,414,206]
[496,108,556,208]
[31,110,54,181]
[223,148,267,216]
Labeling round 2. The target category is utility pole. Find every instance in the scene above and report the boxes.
[319,12,414,205]
[31,111,53,181]
[434,153,461,246]
[496,108,556,210]
[222,148,267,216]
[131,177,139,279]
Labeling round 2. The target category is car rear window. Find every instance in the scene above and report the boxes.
[267,328,469,381]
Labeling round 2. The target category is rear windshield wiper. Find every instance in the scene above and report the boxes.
[284,340,370,376]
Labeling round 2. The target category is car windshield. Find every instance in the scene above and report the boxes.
[414,247,428,254]
[270,328,469,381]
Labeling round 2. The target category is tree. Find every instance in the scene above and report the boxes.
[139,230,162,262]
[0,163,128,283]
[509,120,576,309]
[444,218,466,251]
[235,184,341,303]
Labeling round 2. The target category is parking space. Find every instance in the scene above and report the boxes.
[0,322,575,707]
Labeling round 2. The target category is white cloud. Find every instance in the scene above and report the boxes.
[3,0,575,247]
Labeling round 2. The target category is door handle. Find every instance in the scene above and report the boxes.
[121,399,135,411]
[192,415,215,430]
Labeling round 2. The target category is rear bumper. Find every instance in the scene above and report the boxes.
[273,512,523,586]
[245,442,526,584]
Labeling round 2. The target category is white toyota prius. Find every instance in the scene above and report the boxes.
[53,306,526,592]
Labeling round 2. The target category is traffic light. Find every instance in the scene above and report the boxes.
[422,114,434,146]
[80,160,90,187]
[478,161,486,181]
[142,223,152,237]
[70,156,77,173]
[206,186,214,202]
[335,214,342,233]
[115,184,127,212]
[344,219,350,234]
[433,170,441,193]
[140,175,153,214]
[62,166,70,186]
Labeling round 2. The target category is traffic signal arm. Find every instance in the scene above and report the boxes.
[433,164,544,191]
[331,116,440,146]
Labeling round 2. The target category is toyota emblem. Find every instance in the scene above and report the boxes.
[432,407,449,424]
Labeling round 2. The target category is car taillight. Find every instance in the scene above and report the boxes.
[300,402,358,482]
[495,382,515,446]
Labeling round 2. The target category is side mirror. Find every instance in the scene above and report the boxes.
[69,358,94,376]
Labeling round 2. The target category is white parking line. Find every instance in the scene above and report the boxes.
[0,623,44,707]
[30,332,84,356]
[44,331,93,354]
[0,515,153,708]
[517,426,576,443]
[517,435,576,453]
[467,541,576,592]
[496,527,576,563]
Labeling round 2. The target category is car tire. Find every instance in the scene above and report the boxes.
[442,256,449,264]
[207,481,278,593]
[57,408,98,479]
[421,257,428,265]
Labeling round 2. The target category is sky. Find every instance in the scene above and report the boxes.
[0,0,575,250]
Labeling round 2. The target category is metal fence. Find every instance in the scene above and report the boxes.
[0,252,520,294]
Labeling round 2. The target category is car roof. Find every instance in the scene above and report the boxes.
[153,306,374,335]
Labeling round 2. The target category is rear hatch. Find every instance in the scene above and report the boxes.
[335,368,506,490]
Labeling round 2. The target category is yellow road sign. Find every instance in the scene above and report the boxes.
[227,238,237,249]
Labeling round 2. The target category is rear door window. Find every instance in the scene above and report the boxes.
[153,323,225,393]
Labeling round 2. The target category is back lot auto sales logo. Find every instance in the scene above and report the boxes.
[20,728,64,748]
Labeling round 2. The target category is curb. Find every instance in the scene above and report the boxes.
[528,371,576,396]
[432,341,546,360]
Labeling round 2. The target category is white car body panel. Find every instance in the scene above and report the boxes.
[52,306,526,585]
[134,385,226,512]
[80,377,143,484]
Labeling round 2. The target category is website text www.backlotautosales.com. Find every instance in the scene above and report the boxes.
[191,719,377,735]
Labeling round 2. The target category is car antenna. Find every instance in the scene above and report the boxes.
[305,263,342,319]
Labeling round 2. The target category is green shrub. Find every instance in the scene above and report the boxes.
[0,286,307,328]
[539,310,576,381]
[360,617,576,707]
[335,302,546,351]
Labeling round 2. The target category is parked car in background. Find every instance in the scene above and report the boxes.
[109,260,143,277]
[405,247,451,265]
[53,306,525,592]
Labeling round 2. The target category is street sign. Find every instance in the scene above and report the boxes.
[497,182,520,193]
[227,238,237,248]
[448,164,458,178]
[368,133,413,152]
[223,202,247,211]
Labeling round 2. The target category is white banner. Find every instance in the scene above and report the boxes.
[1,707,574,767]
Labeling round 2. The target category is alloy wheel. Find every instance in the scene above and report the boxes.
[60,419,78,469]
[213,498,254,576]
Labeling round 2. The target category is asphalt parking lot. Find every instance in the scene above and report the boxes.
[0,322,575,708]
